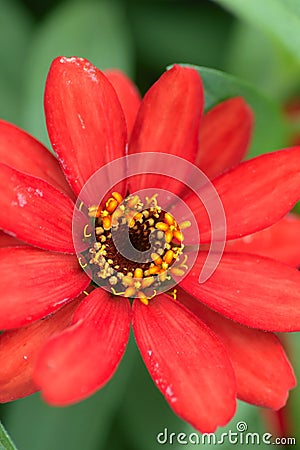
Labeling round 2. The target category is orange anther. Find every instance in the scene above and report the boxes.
[165,230,173,243]
[112,192,123,204]
[164,250,174,265]
[137,292,149,305]
[106,198,118,213]
[102,216,112,230]
[144,266,160,276]
[173,230,184,242]
[151,253,163,266]
[134,268,143,279]
[164,212,175,226]
[155,222,169,232]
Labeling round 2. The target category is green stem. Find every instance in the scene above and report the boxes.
[0,422,18,450]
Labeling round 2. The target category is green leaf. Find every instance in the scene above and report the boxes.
[20,0,134,145]
[214,0,300,64]
[179,65,288,158]
[3,336,137,450]
[0,0,32,124]
[0,421,18,450]
[128,1,233,72]
[225,22,300,101]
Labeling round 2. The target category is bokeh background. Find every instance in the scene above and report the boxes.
[1,0,300,449]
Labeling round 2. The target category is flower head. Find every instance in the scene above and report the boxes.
[1,57,300,433]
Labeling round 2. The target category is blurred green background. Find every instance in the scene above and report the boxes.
[1,0,300,449]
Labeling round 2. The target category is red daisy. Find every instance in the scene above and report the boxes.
[1,57,300,433]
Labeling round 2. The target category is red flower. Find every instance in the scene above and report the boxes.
[1,57,300,433]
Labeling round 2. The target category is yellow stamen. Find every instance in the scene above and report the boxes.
[83,224,92,239]
[78,257,87,269]
[138,292,149,305]
[111,287,126,296]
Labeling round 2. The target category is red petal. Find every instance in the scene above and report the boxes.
[0,119,73,197]
[225,215,300,267]
[178,288,296,410]
[33,289,131,405]
[132,294,236,433]
[128,65,203,193]
[45,57,127,197]
[0,299,81,402]
[0,163,75,253]
[0,231,26,248]
[104,69,141,137]
[196,97,253,178]
[180,251,300,331]
[0,247,90,329]
[183,147,300,243]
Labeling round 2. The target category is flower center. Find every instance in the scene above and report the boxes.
[80,192,190,304]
